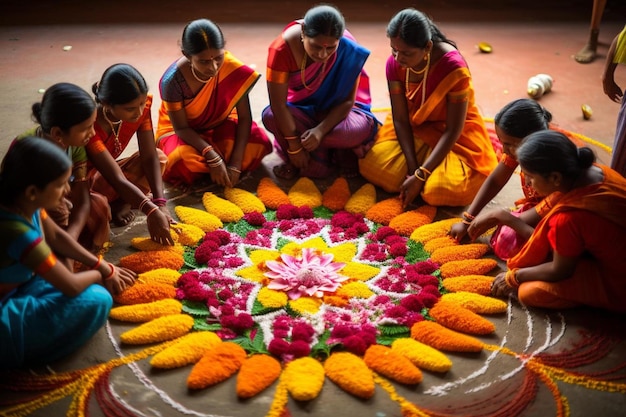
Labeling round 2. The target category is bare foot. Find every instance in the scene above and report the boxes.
[110,200,135,227]
[575,43,597,63]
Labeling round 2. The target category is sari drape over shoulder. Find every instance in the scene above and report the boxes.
[156,51,271,185]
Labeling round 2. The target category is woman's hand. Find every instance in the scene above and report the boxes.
[300,128,323,152]
[159,205,177,225]
[227,166,241,186]
[208,161,232,188]
[449,221,470,242]
[490,272,515,298]
[399,176,424,208]
[467,209,505,241]
[603,78,623,103]
[102,264,137,295]
[147,209,175,246]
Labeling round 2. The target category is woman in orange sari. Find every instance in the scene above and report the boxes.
[156,19,272,187]
[359,8,498,208]
[491,131,626,313]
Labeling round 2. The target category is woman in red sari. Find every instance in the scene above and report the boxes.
[156,19,272,187]
[86,64,174,246]
[491,131,626,313]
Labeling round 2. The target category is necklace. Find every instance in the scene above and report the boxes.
[300,53,327,91]
[190,63,212,83]
[405,52,430,107]
[102,108,123,155]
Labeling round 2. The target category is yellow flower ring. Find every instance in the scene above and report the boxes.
[9,180,626,417]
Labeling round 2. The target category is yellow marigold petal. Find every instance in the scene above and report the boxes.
[324,352,375,399]
[336,281,374,299]
[288,297,322,314]
[119,250,184,274]
[411,321,484,352]
[323,242,357,263]
[424,236,459,253]
[442,275,495,296]
[257,287,288,308]
[441,292,507,314]
[257,177,291,209]
[363,345,423,385]
[150,332,222,369]
[365,198,404,225]
[224,187,266,213]
[297,237,329,251]
[113,282,177,305]
[137,268,181,287]
[236,354,282,398]
[120,314,194,345]
[130,237,185,254]
[170,222,205,246]
[187,342,247,390]
[391,338,452,373]
[288,177,322,208]
[202,192,244,222]
[322,177,351,211]
[248,249,281,264]
[388,205,437,236]
[439,258,498,279]
[410,218,460,244]
[236,265,269,284]
[429,300,495,335]
[344,183,377,215]
[339,262,380,281]
[431,243,490,265]
[175,206,223,233]
[109,299,182,322]
[283,357,325,401]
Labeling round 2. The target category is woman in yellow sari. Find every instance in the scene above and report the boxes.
[156,19,272,187]
[359,8,498,207]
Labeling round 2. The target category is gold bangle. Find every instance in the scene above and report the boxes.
[504,268,520,288]
[284,135,299,140]
[287,147,303,155]
[414,169,427,182]
[201,145,214,157]
[463,211,476,222]
[103,263,115,280]
[145,206,159,218]
[419,166,432,176]
[227,165,241,173]
[91,254,103,270]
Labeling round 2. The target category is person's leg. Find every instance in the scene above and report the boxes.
[575,0,607,63]
[610,93,626,176]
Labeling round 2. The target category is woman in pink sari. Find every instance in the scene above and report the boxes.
[157,19,272,187]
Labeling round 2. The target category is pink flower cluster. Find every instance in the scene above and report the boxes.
[267,315,316,362]
[276,204,314,220]
[195,230,244,268]
[360,225,408,262]
[329,322,377,356]
[243,211,267,226]
[328,211,369,242]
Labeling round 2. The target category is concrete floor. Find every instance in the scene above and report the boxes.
[1,1,626,416]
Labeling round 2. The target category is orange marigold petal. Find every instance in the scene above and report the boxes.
[388,205,437,236]
[120,314,194,345]
[410,321,484,352]
[439,258,498,279]
[442,275,495,295]
[410,218,460,244]
[236,354,282,398]
[429,300,496,335]
[119,250,184,274]
[322,177,351,211]
[365,198,404,225]
[431,243,490,265]
[441,292,507,314]
[130,237,185,254]
[363,345,423,385]
[257,177,290,209]
[424,235,459,253]
[187,342,247,390]
[324,352,375,399]
[113,282,177,305]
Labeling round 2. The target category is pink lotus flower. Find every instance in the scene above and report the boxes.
[265,248,347,300]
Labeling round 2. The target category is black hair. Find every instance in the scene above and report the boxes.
[303,4,345,39]
[181,18,225,55]
[92,63,148,105]
[495,99,552,139]
[386,8,456,49]
[31,83,95,134]
[0,137,72,205]
[517,130,595,179]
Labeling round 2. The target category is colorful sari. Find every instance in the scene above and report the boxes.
[0,209,112,369]
[156,51,271,185]
[610,25,626,177]
[359,51,498,206]
[86,95,167,202]
[262,22,378,178]
[508,165,626,312]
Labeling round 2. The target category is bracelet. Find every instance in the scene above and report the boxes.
[104,263,115,280]
[152,197,167,207]
[207,159,224,168]
[205,155,221,164]
[91,254,103,270]
[287,147,303,155]
[462,211,476,221]
[284,135,299,140]
[201,145,214,157]
[146,206,159,218]
[461,219,472,226]
[138,197,150,213]
[414,169,427,182]
[504,268,520,288]
[227,166,241,173]
[419,166,432,176]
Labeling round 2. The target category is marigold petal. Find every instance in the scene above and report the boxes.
[137,268,181,287]
[109,299,182,322]
[150,332,222,369]
[119,250,184,274]
[113,282,177,305]
[391,338,452,373]
[344,183,377,215]
[388,205,437,236]
[120,314,194,345]
[236,354,282,398]
[288,177,322,208]
[441,292,507,314]
[410,218,460,244]
[322,177,351,211]
[257,287,288,308]
[324,352,375,399]
[442,275,495,295]
[410,321,484,352]
[174,206,223,232]
[363,345,423,385]
[431,243,490,265]
[424,236,459,253]
[323,242,357,263]
[429,300,495,335]
[202,192,244,222]
[187,342,247,390]
[336,282,374,299]
[257,177,291,209]
[170,222,206,246]
[439,259,498,278]
[365,198,404,225]
[224,187,266,213]
[130,237,185,254]
[283,357,325,401]
[288,297,322,314]
[339,262,379,281]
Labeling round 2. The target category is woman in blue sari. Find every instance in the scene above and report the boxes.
[262,4,378,179]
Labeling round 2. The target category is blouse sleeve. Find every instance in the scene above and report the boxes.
[266,36,297,84]
[159,63,185,112]
[547,211,585,258]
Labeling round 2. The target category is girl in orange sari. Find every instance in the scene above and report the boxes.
[359,8,498,207]
[492,131,626,313]
[156,19,272,187]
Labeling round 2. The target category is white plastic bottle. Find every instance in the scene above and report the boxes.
[527,74,553,99]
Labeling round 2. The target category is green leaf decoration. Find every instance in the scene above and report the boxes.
[182,300,210,317]
[405,239,429,264]
[193,319,222,332]
[251,299,281,315]
[378,324,410,337]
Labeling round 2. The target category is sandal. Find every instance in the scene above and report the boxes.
[273,163,299,180]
